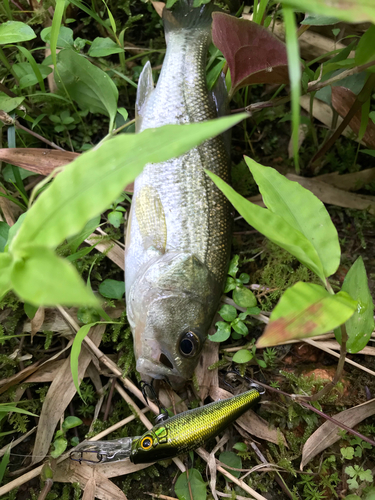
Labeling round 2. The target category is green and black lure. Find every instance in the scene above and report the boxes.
[71,386,262,465]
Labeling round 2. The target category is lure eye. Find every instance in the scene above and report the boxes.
[140,436,153,450]
[179,331,199,357]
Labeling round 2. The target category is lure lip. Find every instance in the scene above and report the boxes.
[70,437,136,464]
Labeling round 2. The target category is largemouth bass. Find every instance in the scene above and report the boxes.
[125,0,231,386]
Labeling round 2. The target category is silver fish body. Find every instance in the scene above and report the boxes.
[125,1,231,386]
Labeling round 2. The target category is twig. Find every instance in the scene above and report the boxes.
[37,479,53,500]
[15,121,65,151]
[145,494,176,500]
[308,59,375,92]
[103,378,116,421]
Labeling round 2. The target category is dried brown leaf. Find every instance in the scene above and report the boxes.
[30,306,45,342]
[31,324,106,465]
[209,386,286,446]
[286,174,375,214]
[151,1,164,17]
[0,148,79,175]
[301,398,375,469]
[82,475,96,500]
[316,168,375,191]
[194,332,219,401]
[332,86,375,148]
[212,13,289,95]
[25,360,66,383]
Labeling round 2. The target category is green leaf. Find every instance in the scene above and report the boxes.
[233,442,247,452]
[117,107,128,121]
[209,321,231,342]
[16,45,47,93]
[50,437,68,458]
[62,416,83,431]
[224,276,236,293]
[77,307,100,324]
[55,49,118,130]
[238,273,249,284]
[301,14,340,25]
[0,222,9,252]
[283,6,301,173]
[24,302,38,319]
[12,62,52,89]
[107,210,123,228]
[341,447,355,460]
[219,451,242,478]
[0,253,12,299]
[70,323,93,398]
[355,25,375,67]
[360,148,375,157]
[218,304,237,322]
[0,444,10,485]
[88,37,124,57]
[0,95,24,113]
[228,255,239,278]
[3,165,36,183]
[336,257,374,353]
[206,171,326,282]
[257,282,357,347]
[231,319,248,336]
[0,404,37,418]
[99,279,125,300]
[66,216,100,254]
[41,26,74,48]
[233,349,253,364]
[281,0,375,24]
[245,158,340,278]
[233,286,257,308]
[0,21,36,44]
[10,246,98,307]
[175,469,207,500]
[12,114,246,252]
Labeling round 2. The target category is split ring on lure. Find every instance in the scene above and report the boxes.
[70,383,264,465]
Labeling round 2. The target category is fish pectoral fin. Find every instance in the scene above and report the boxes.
[135,61,154,132]
[135,185,167,253]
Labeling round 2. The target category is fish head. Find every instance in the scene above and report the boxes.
[128,252,218,387]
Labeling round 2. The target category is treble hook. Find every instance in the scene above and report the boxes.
[223,367,266,395]
[140,380,169,423]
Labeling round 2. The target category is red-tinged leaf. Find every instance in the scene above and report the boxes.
[256,282,357,348]
[212,13,289,96]
[331,87,375,148]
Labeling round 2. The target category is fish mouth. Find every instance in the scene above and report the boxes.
[137,355,184,381]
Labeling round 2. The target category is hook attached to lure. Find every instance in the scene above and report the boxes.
[70,379,264,465]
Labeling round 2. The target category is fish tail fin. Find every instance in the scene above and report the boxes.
[163,0,215,34]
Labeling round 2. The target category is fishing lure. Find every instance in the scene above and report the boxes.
[71,384,263,465]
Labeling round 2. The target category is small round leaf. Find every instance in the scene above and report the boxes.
[232,349,253,364]
[233,286,257,308]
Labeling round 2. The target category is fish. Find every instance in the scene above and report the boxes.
[70,387,262,464]
[124,0,232,386]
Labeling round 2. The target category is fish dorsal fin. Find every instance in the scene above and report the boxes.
[135,185,167,253]
[135,61,154,132]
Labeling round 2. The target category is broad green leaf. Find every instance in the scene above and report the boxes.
[12,62,52,90]
[0,95,24,113]
[0,253,12,298]
[70,323,93,398]
[360,149,375,157]
[233,349,253,363]
[62,416,82,431]
[283,6,300,173]
[107,210,123,228]
[175,469,207,500]
[24,302,38,319]
[99,279,125,299]
[233,442,247,452]
[77,307,100,324]
[41,26,74,48]
[231,319,248,335]
[206,172,326,282]
[282,0,375,24]
[355,25,375,67]
[12,114,246,252]
[301,14,340,25]
[209,321,231,342]
[233,286,257,308]
[219,451,242,478]
[0,222,9,252]
[337,257,374,353]
[0,21,36,44]
[55,49,118,130]
[88,37,124,57]
[245,158,340,278]
[0,444,10,485]
[10,246,98,306]
[3,165,36,183]
[219,304,237,322]
[50,437,68,458]
[257,282,357,347]
[5,213,26,250]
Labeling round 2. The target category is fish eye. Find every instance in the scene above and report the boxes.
[179,331,199,357]
[140,436,153,450]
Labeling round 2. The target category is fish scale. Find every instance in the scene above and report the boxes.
[125,0,232,386]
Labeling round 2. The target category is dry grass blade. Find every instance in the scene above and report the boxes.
[0,148,79,175]
[301,398,375,469]
[81,476,96,500]
[313,340,375,356]
[0,426,37,457]
[206,433,229,500]
[86,232,125,271]
[31,324,106,465]
[0,185,16,226]
[286,174,375,214]
[210,386,286,446]
[30,307,45,342]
